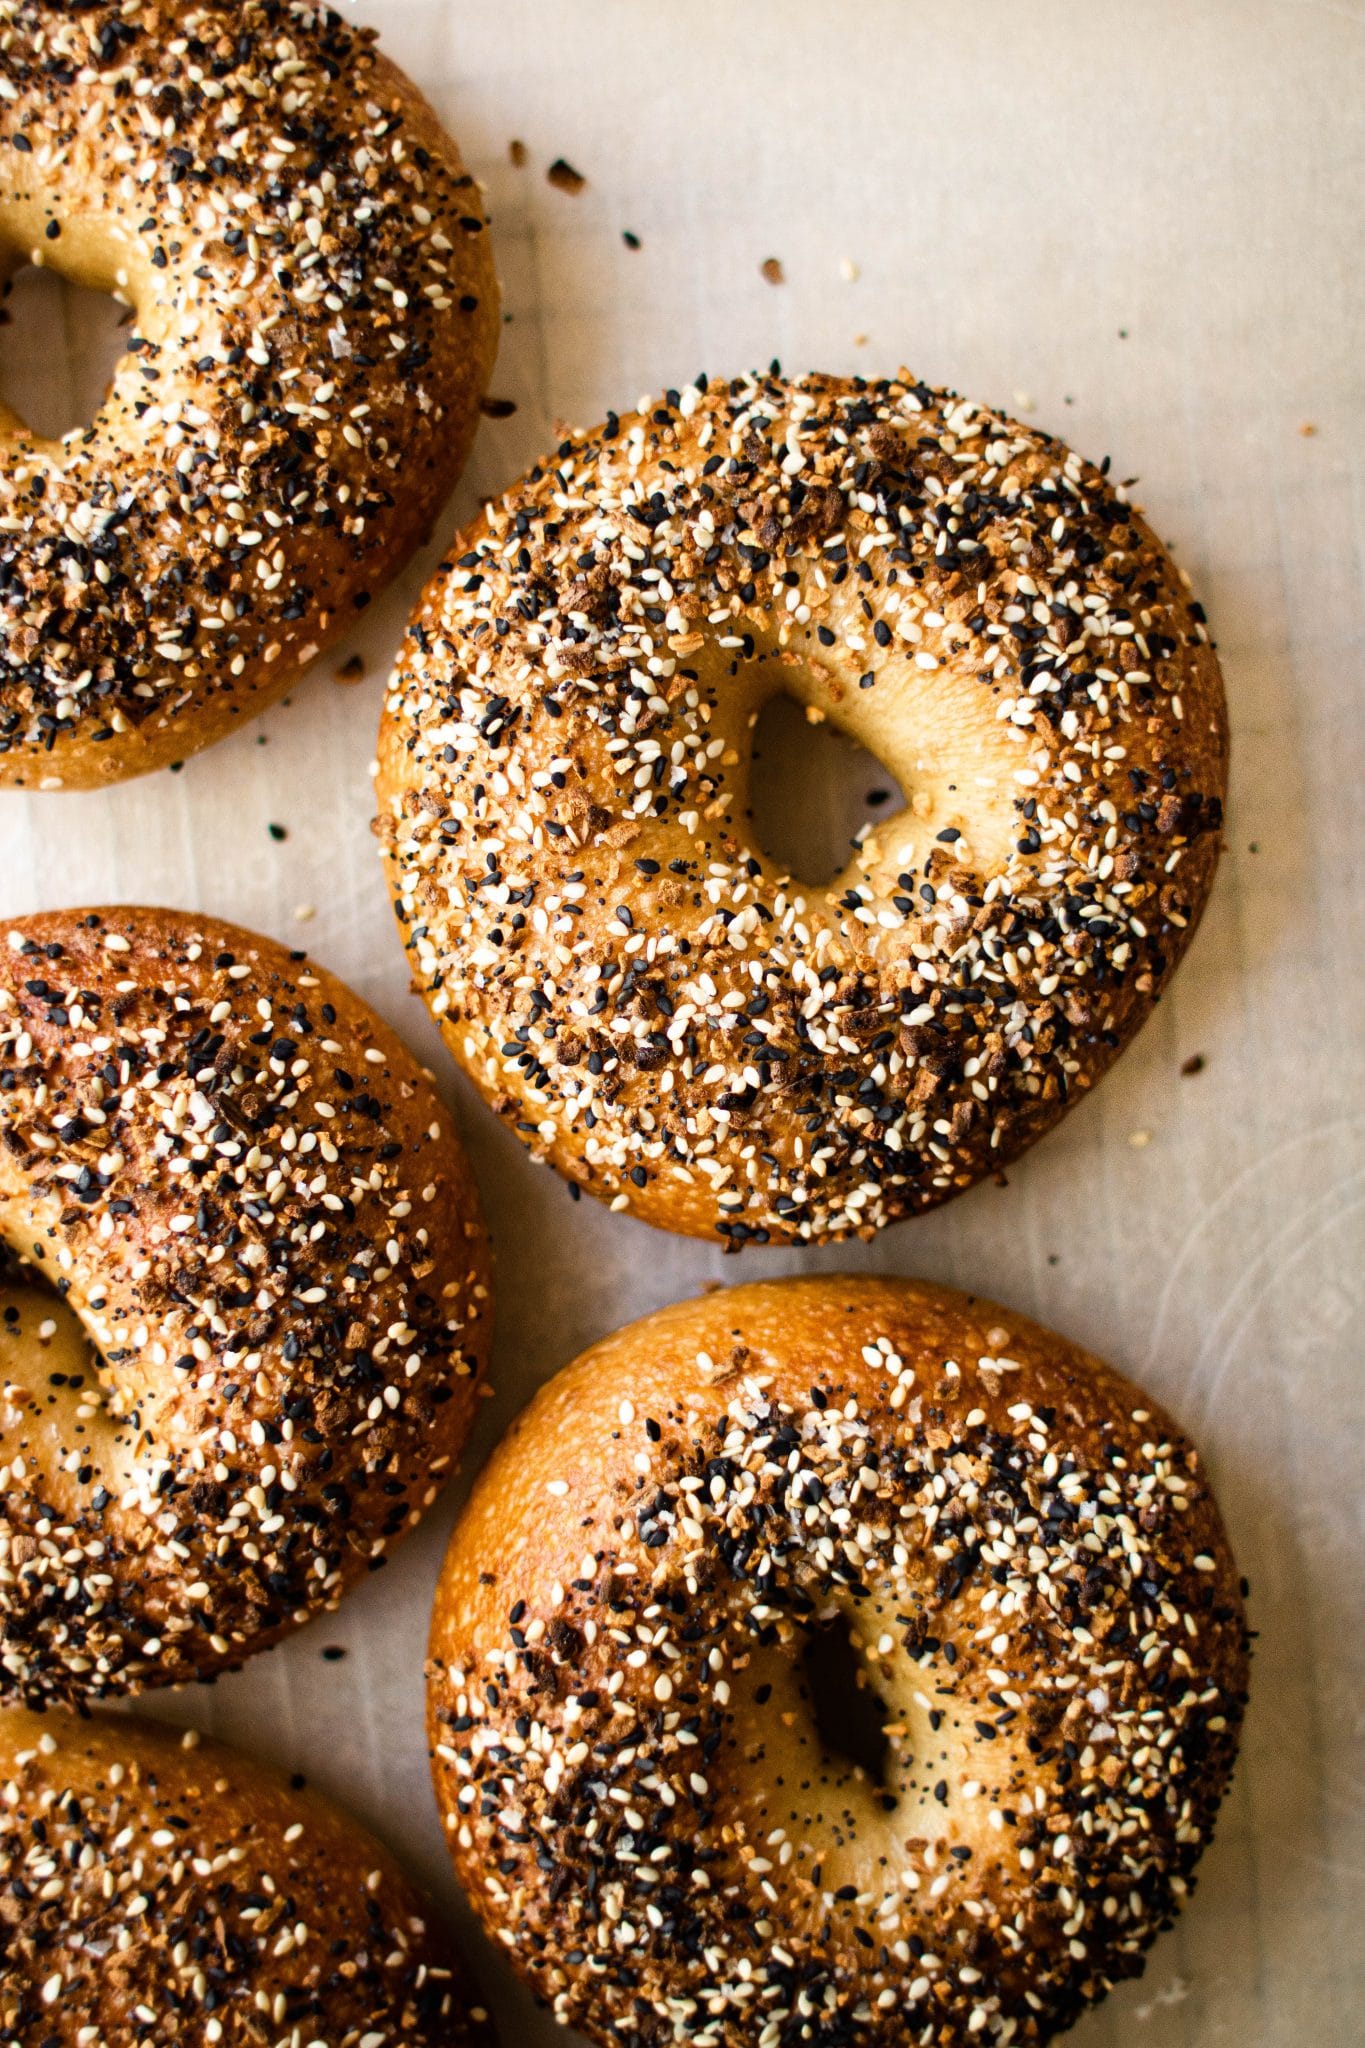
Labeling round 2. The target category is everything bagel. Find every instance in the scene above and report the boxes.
[428,1276,1248,2048]
[0,0,498,788]
[0,1706,495,2044]
[0,905,490,1703]
[380,370,1227,1245]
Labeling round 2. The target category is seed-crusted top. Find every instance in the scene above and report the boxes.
[429,1277,1248,2048]
[0,0,498,789]
[0,1707,495,2046]
[380,370,1227,1247]
[0,906,490,1704]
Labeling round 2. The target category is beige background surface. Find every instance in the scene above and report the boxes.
[1,2,1362,2042]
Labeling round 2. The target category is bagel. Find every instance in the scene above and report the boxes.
[0,1705,494,2044]
[0,0,498,790]
[379,369,1227,1246]
[0,905,491,1704]
[428,1276,1248,2048]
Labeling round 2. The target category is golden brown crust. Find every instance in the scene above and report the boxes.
[0,906,491,1703]
[0,1706,496,2045]
[0,0,499,789]
[379,370,1228,1246]
[428,1275,1248,2047]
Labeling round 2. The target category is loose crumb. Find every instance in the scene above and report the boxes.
[1129,1129,1152,1149]
[1134,1976,1190,2021]
[547,158,585,194]
[622,229,641,250]
[1298,421,1317,436]
[335,653,366,684]
[508,138,527,168]
[480,395,518,419]
[267,822,288,843]
[1181,1053,1206,1076]
[760,256,785,285]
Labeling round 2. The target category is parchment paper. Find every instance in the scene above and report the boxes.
[1,3,1361,2042]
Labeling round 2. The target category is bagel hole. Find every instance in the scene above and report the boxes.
[0,1243,86,1350]
[0,1242,84,1344]
[800,1613,892,1786]
[0,264,132,441]
[748,691,904,889]
[0,1247,105,1440]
